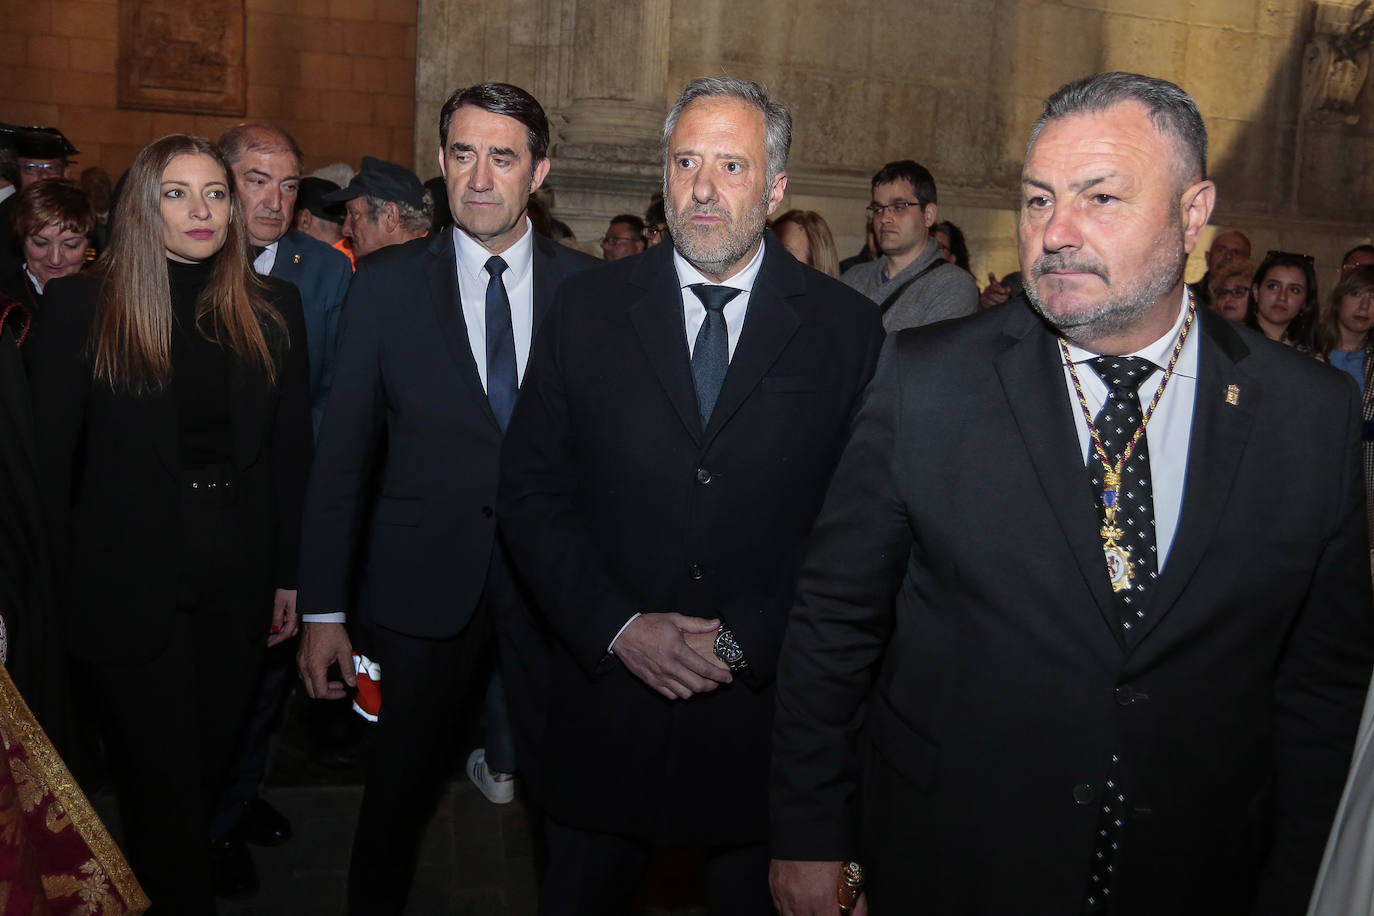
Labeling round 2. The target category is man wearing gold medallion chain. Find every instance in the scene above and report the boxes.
[769,72,1374,915]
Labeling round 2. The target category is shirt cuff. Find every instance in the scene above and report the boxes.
[302,612,346,624]
[608,612,642,654]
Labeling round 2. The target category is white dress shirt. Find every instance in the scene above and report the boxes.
[455,217,537,390]
[673,240,765,359]
[302,221,539,626]
[252,240,278,276]
[1059,289,1198,569]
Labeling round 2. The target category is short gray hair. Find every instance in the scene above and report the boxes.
[1028,72,1208,184]
[364,191,433,233]
[661,77,792,187]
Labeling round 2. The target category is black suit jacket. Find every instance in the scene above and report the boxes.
[497,233,885,844]
[27,272,313,663]
[297,228,595,636]
[770,301,1374,914]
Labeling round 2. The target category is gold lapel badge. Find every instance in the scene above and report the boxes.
[1225,384,1240,406]
[293,254,301,264]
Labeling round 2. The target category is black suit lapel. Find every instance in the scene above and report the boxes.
[704,239,800,442]
[628,246,702,444]
[426,229,499,428]
[268,231,300,283]
[531,232,558,333]
[1129,311,1255,647]
[994,308,1125,647]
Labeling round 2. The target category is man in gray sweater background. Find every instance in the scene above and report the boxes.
[842,159,979,331]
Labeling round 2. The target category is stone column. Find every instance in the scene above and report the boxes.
[547,0,671,240]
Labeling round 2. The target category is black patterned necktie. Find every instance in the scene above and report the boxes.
[689,284,741,427]
[485,256,518,430]
[1087,355,1158,633]
[1083,754,1128,914]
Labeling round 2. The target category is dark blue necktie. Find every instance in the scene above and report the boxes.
[690,284,741,427]
[485,256,518,430]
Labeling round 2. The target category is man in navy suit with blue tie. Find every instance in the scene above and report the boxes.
[295,84,595,915]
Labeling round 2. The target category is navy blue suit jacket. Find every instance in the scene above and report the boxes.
[298,228,596,635]
[270,227,352,437]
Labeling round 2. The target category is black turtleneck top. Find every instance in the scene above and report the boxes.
[167,258,233,468]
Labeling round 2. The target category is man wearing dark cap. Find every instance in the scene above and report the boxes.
[296,84,596,913]
[294,176,354,267]
[327,156,432,260]
[0,126,79,275]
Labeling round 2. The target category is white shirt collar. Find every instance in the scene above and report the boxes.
[453,216,535,283]
[1062,288,1198,380]
[22,263,43,294]
[672,239,767,295]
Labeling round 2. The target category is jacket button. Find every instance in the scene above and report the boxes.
[688,564,703,579]
[1114,685,1134,705]
[696,468,712,484]
[481,505,494,518]
[1073,784,1095,805]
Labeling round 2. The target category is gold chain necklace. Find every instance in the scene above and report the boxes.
[1060,293,1197,593]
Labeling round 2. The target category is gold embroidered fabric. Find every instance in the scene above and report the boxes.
[0,663,149,914]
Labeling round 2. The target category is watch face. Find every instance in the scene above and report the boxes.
[715,629,744,664]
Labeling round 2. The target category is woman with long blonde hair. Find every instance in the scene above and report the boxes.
[27,134,312,913]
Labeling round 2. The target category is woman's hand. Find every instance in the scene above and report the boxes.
[267,588,298,647]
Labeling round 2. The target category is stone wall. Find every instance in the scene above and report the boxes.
[416,0,1374,286]
[0,0,417,178]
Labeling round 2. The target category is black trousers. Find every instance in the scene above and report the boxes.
[540,818,775,916]
[346,607,492,915]
[83,468,265,915]
[84,608,261,915]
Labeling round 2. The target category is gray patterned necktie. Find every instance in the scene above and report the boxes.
[689,284,741,427]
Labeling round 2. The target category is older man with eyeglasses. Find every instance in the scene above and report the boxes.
[840,159,978,331]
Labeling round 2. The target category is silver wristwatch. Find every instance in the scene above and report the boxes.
[713,626,748,671]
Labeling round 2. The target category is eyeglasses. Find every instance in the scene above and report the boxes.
[602,235,639,246]
[19,161,63,175]
[1216,286,1249,299]
[865,200,924,218]
[1266,250,1314,263]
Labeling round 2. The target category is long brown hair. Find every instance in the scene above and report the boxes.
[1315,265,1374,360]
[91,134,286,392]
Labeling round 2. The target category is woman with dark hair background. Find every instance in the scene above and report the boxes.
[932,219,970,272]
[1,179,94,310]
[27,134,312,914]
[1244,250,1319,349]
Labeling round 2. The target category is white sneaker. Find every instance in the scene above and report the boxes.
[466,748,515,804]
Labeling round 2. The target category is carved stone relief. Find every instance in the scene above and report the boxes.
[117,0,246,116]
